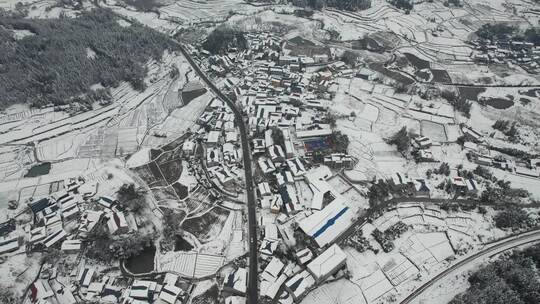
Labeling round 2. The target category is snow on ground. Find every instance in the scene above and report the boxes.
[340,120,408,181]
[341,203,508,303]
[126,148,151,168]
[301,278,367,304]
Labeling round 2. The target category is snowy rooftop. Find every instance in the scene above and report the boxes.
[307,244,347,281]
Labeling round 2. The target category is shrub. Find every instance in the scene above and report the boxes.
[494,208,532,229]
[368,179,390,207]
[434,162,451,176]
[388,127,410,153]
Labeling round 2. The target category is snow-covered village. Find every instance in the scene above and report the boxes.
[0,0,539,304]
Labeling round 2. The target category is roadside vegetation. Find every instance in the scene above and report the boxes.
[367,179,391,207]
[0,8,176,111]
[493,207,534,230]
[450,244,540,304]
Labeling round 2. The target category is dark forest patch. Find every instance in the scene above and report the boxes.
[182,207,229,242]
[0,9,176,110]
[404,53,430,69]
[458,86,486,101]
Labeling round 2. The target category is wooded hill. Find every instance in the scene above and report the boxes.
[0,8,177,110]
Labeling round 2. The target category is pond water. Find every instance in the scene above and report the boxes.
[124,245,155,274]
[24,162,51,178]
[458,87,486,101]
[174,236,194,252]
[404,53,430,69]
[181,88,207,105]
[485,98,514,110]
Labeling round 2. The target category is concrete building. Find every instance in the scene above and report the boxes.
[284,270,315,302]
[223,268,247,295]
[206,130,221,146]
[299,197,355,247]
[306,244,347,282]
[268,145,286,163]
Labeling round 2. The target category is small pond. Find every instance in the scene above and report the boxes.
[24,162,51,178]
[485,98,514,110]
[181,88,207,105]
[174,236,194,252]
[124,245,155,274]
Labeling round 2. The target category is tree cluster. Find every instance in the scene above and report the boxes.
[480,180,530,205]
[444,0,462,7]
[341,226,372,252]
[330,131,350,153]
[202,27,247,55]
[368,179,390,207]
[290,0,372,11]
[434,162,451,176]
[124,0,162,12]
[492,120,519,142]
[476,23,540,45]
[117,183,146,214]
[341,50,359,66]
[271,127,285,149]
[85,227,154,261]
[387,127,411,153]
[523,28,540,46]
[0,288,16,304]
[487,145,537,162]
[450,244,540,304]
[388,0,413,12]
[452,98,472,118]
[0,8,177,110]
[160,211,185,251]
[476,23,517,41]
[493,207,533,229]
[372,221,408,253]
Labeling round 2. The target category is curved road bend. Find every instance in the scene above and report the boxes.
[176,45,259,303]
[400,230,540,304]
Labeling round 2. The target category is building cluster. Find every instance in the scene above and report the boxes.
[188,32,376,303]
[461,124,540,178]
[194,99,246,196]
[256,165,356,302]
[471,39,540,73]
[0,175,198,304]
[30,268,192,304]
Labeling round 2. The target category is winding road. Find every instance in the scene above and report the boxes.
[175,44,259,304]
[400,229,540,304]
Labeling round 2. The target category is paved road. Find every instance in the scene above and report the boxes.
[176,45,259,303]
[400,229,540,304]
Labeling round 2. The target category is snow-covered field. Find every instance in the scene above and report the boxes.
[343,203,508,304]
